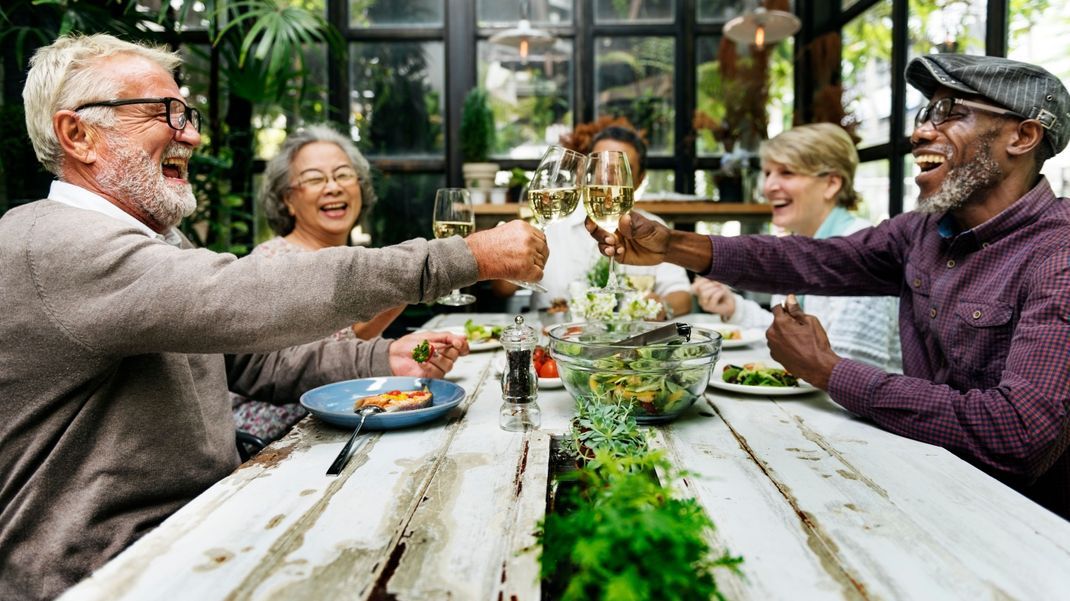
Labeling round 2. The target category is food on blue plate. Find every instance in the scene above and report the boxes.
[355,388,432,412]
[721,363,798,387]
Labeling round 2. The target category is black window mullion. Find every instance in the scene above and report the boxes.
[327,0,348,126]
[676,0,696,194]
[986,0,1008,57]
[888,0,909,217]
[446,0,476,188]
[578,0,595,125]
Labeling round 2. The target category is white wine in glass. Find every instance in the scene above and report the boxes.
[507,145,587,294]
[582,150,634,292]
[432,188,476,306]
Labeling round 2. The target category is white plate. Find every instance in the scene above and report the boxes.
[493,355,563,389]
[678,315,763,349]
[708,359,817,396]
[422,325,502,352]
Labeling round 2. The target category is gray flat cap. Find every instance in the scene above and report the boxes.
[906,53,1070,155]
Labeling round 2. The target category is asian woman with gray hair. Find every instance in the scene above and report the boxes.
[233,124,405,441]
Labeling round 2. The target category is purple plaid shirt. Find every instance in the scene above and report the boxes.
[706,179,1070,518]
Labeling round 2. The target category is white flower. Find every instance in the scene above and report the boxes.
[569,288,663,322]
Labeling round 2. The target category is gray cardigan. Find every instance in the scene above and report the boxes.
[0,200,478,600]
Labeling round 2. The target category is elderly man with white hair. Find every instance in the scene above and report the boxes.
[0,33,548,600]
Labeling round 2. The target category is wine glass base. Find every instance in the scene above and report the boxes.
[437,293,476,306]
[506,279,549,294]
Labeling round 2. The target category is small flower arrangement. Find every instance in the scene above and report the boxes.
[569,288,662,321]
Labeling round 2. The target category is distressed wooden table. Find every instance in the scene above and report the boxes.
[61,313,1070,600]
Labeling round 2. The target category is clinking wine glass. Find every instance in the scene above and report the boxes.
[432,187,477,306]
[507,145,588,294]
[583,149,634,293]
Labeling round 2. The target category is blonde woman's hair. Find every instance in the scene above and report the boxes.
[23,33,181,176]
[759,122,861,210]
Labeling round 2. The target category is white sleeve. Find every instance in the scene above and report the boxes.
[813,295,902,372]
[652,261,691,296]
[723,293,773,329]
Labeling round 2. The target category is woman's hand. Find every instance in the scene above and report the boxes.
[388,331,469,379]
[691,278,736,321]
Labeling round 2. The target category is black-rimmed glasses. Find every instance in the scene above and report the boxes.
[914,97,1026,129]
[75,97,202,132]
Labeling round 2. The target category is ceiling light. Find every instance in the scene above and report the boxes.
[723,7,801,51]
[489,1,556,64]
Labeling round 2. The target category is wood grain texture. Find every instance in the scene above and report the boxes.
[60,315,1070,601]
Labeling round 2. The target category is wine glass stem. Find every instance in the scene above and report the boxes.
[606,256,618,289]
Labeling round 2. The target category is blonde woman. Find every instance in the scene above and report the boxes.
[693,123,901,372]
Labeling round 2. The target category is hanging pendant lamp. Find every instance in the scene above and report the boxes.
[723,5,800,51]
[489,0,556,64]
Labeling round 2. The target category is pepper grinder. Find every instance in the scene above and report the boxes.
[499,314,540,431]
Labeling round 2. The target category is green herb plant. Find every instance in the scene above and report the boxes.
[537,449,743,601]
[562,399,651,465]
[459,87,495,163]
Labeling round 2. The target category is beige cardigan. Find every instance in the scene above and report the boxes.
[0,200,477,601]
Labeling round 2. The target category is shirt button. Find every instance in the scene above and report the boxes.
[982,242,990,249]
[972,310,982,319]
[946,260,956,268]
[930,308,938,318]
[913,278,922,288]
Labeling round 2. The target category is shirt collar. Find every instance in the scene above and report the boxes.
[813,206,854,240]
[48,180,183,247]
[935,177,1058,245]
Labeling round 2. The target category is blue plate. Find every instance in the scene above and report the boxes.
[300,377,466,431]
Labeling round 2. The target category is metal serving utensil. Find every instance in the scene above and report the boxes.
[326,405,383,476]
[585,322,693,360]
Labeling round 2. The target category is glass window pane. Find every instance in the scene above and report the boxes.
[1008,0,1070,197]
[855,160,891,224]
[842,0,893,148]
[478,39,573,160]
[596,0,674,23]
[138,0,217,29]
[177,45,218,125]
[595,36,675,154]
[350,42,445,157]
[478,0,571,26]
[697,0,746,21]
[253,44,330,160]
[903,154,920,213]
[642,169,675,197]
[351,0,442,27]
[903,0,987,137]
[368,173,446,247]
[696,37,790,155]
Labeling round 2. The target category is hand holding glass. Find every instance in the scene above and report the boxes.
[507,145,587,293]
[583,150,634,292]
[432,188,476,306]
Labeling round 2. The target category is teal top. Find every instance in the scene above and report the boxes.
[813,206,856,240]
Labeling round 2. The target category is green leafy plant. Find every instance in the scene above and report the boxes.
[537,450,742,601]
[459,87,495,163]
[562,399,651,464]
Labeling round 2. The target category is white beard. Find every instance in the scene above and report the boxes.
[97,133,196,229]
[916,130,1003,215]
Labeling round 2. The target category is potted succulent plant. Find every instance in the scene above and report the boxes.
[460,87,499,192]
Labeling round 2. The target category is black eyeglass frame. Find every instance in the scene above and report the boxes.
[74,97,202,132]
[914,97,1026,130]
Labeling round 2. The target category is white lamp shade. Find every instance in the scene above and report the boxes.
[488,19,556,55]
[723,8,801,47]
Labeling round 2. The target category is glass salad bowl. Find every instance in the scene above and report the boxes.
[546,321,721,424]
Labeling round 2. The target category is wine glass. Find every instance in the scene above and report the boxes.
[582,149,634,293]
[432,188,476,306]
[507,145,587,293]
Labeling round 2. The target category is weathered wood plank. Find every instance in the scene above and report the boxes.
[61,346,492,601]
